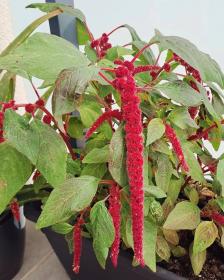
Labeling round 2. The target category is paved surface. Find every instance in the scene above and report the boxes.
[13,221,69,280]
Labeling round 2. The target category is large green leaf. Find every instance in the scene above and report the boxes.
[189,244,206,276]
[126,218,157,271]
[193,221,218,254]
[168,107,198,129]
[4,110,67,188]
[0,142,32,214]
[108,125,128,187]
[154,30,224,88]
[155,154,173,192]
[52,65,99,123]
[27,3,85,21]
[90,201,115,268]
[81,163,107,179]
[83,145,110,163]
[217,159,224,196]
[146,118,165,146]
[37,176,99,228]
[155,81,202,106]
[0,33,89,83]
[163,201,200,230]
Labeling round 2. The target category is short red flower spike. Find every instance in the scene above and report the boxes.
[10,200,20,222]
[90,33,112,58]
[211,212,224,225]
[32,170,41,181]
[85,110,122,139]
[43,114,52,125]
[35,99,45,107]
[165,124,189,172]
[73,217,84,274]
[109,183,121,267]
[25,103,35,114]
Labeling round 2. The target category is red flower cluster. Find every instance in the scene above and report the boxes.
[32,170,41,181]
[10,200,20,222]
[91,33,112,58]
[43,114,52,125]
[109,183,121,268]
[85,109,122,139]
[211,212,224,225]
[113,60,144,266]
[133,65,161,75]
[73,217,84,274]
[165,124,189,172]
[173,53,201,82]
[188,81,200,119]
[25,99,45,114]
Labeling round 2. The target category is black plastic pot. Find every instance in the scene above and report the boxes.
[0,210,26,280]
[24,202,186,280]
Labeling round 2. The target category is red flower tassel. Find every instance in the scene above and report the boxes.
[109,183,121,267]
[73,217,84,274]
[165,124,189,172]
[211,212,224,225]
[114,62,144,266]
[85,110,122,139]
[10,200,20,222]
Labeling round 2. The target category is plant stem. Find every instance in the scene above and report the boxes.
[131,41,158,63]
[98,72,114,87]
[107,25,125,36]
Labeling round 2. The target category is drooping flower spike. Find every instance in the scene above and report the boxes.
[109,183,121,267]
[73,217,85,274]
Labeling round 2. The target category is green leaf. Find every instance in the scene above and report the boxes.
[1,9,62,56]
[81,163,107,179]
[77,19,91,45]
[163,229,179,246]
[27,3,85,21]
[83,145,110,163]
[167,177,182,204]
[216,159,224,196]
[78,101,101,128]
[0,33,89,83]
[146,118,165,146]
[52,223,73,235]
[0,72,15,102]
[106,46,134,61]
[144,185,167,199]
[126,218,157,271]
[4,110,67,188]
[52,66,99,123]
[155,154,173,192]
[154,30,224,88]
[151,139,171,156]
[132,41,155,64]
[193,221,218,254]
[90,201,115,269]
[156,235,171,262]
[169,107,198,129]
[67,117,84,139]
[108,125,128,187]
[182,143,206,184]
[37,176,99,228]
[0,142,32,214]
[189,244,206,276]
[155,81,202,106]
[163,201,200,230]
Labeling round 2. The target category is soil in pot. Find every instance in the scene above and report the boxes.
[0,210,26,280]
[161,244,224,280]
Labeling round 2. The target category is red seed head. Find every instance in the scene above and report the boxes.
[35,99,45,107]
[115,66,129,78]
[73,217,84,274]
[10,201,20,222]
[164,63,171,72]
[123,61,134,72]
[43,114,52,125]
[90,39,99,48]
[0,112,4,127]
[25,103,35,114]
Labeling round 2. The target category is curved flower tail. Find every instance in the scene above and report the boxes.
[85,110,122,139]
[109,183,121,268]
[73,217,84,274]
[165,123,189,172]
[211,212,224,225]
[10,200,20,222]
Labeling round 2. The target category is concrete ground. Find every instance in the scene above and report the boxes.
[13,221,69,280]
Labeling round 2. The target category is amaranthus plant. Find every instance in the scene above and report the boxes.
[1,2,224,277]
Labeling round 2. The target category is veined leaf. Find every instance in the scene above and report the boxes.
[146,118,165,146]
[83,145,110,163]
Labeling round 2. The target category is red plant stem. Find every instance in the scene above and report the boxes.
[122,43,132,48]
[131,42,158,63]
[84,21,94,42]
[30,79,41,100]
[101,67,115,73]
[99,179,115,185]
[155,51,161,65]
[107,25,125,36]
[98,72,114,86]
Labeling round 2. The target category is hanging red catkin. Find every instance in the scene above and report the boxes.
[10,200,20,222]
[113,62,144,266]
[165,123,189,172]
[85,109,122,139]
[109,183,121,267]
[73,217,84,274]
